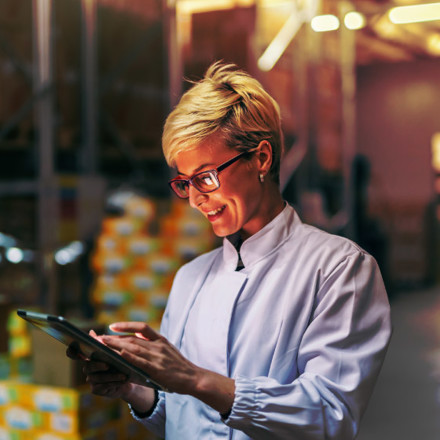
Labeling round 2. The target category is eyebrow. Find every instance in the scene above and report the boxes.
[176,162,216,177]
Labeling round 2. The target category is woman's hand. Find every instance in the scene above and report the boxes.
[82,357,133,400]
[100,322,199,395]
[66,329,133,400]
[101,322,235,414]
[66,330,156,413]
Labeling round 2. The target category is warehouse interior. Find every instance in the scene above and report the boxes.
[0,0,440,438]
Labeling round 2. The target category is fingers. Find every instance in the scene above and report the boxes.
[89,329,105,343]
[98,334,156,374]
[109,322,160,341]
[83,360,110,375]
[85,370,127,385]
[66,343,87,360]
[66,345,79,360]
[83,361,127,388]
[100,334,151,357]
[86,373,129,399]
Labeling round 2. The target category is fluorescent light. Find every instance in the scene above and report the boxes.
[311,14,340,32]
[389,2,440,24]
[344,11,366,30]
[258,11,304,72]
[177,0,253,14]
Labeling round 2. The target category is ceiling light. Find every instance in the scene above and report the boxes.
[177,0,253,14]
[258,11,304,71]
[389,2,440,24]
[311,15,340,32]
[344,11,366,30]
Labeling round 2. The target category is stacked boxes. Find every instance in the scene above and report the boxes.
[159,199,218,263]
[6,311,32,381]
[0,384,161,439]
[0,382,122,439]
[90,195,216,329]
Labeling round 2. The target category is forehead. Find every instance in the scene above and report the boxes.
[174,139,234,175]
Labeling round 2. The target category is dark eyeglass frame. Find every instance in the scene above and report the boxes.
[168,150,250,199]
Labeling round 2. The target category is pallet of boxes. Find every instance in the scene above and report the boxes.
[0,310,156,439]
[0,194,152,438]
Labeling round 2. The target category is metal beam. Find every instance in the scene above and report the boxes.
[80,0,98,174]
[33,0,57,313]
[339,0,357,240]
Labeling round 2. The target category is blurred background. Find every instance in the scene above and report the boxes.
[0,0,439,439]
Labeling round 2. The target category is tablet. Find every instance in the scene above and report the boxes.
[17,309,166,392]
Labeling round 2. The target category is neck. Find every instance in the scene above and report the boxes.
[240,185,285,241]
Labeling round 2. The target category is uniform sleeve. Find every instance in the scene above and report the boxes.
[224,251,392,440]
[129,390,166,438]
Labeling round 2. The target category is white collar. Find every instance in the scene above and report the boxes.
[222,203,299,271]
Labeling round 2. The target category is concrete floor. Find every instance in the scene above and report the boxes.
[357,286,440,440]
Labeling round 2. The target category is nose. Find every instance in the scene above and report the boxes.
[188,185,207,208]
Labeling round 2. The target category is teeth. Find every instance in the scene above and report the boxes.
[207,206,224,216]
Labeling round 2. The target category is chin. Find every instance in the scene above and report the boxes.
[211,224,236,238]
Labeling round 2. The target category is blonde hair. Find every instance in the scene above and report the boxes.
[162,62,284,183]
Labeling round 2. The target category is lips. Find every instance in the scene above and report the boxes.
[206,205,226,220]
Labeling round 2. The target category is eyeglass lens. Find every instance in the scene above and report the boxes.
[171,170,220,198]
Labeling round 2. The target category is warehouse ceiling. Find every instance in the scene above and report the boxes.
[98,0,440,66]
[254,0,440,66]
[349,0,440,64]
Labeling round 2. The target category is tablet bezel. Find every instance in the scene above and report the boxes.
[17,309,166,392]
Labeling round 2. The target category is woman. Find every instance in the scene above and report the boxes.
[83,62,391,439]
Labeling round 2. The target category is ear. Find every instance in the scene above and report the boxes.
[255,140,273,176]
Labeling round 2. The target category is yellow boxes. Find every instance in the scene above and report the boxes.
[0,382,120,437]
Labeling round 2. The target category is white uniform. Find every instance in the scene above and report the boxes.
[133,204,392,440]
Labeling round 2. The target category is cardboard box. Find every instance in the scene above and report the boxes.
[0,425,30,440]
[0,404,44,431]
[0,381,122,436]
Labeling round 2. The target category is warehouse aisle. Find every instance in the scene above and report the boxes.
[357,286,440,440]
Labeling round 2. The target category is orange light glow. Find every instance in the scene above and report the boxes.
[432,133,440,172]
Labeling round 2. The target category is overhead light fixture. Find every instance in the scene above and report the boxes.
[389,2,440,24]
[177,0,253,14]
[311,14,340,32]
[258,11,304,72]
[344,11,366,30]
[257,0,319,71]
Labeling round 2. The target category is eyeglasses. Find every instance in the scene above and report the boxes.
[168,151,250,199]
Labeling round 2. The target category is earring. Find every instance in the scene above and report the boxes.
[259,173,265,183]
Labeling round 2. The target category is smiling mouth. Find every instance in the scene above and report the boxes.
[207,205,226,218]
